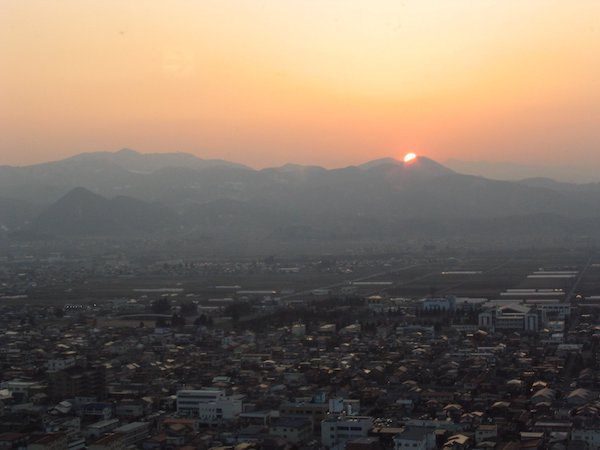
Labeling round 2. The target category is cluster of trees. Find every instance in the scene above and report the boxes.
[224,301,253,324]
[193,314,214,326]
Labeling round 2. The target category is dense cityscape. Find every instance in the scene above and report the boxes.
[1,247,600,450]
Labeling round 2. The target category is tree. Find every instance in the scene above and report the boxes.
[152,298,170,314]
[179,302,197,316]
[194,314,208,326]
[171,313,185,328]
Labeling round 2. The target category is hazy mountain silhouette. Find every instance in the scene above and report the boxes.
[0,197,40,231]
[67,148,250,173]
[2,150,600,242]
[32,187,177,236]
[359,156,453,176]
[445,158,600,183]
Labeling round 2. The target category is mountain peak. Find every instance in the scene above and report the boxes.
[60,186,103,202]
[358,157,402,169]
[64,149,250,172]
[116,148,139,156]
[359,155,453,177]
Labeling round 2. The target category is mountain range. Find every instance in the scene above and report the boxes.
[445,159,600,184]
[2,149,600,248]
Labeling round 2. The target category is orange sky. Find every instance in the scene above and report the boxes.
[1,1,599,168]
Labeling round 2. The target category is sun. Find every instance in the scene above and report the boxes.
[403,152,417,163]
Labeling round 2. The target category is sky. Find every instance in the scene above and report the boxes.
[1,1,599,169]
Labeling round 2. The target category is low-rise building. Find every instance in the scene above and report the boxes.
[88,433,126,450]
[571,428,600,450]
[268,417,312,445]
[321,416,373,449]
[28,433,68,450]
[111,423,148,447]
[176,389,242,424]
[393,427,436,450]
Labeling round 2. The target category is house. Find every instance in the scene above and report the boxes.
[88,433,126,450]
[393,427,436,450]
[112,423,149,447]
[28,433,68,450]
[475,425,497,444]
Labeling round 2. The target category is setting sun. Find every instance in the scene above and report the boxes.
[404,153,417,164]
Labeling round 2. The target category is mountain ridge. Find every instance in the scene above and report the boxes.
[2,149,600,247]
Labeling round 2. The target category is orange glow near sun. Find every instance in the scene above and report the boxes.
[403,152,417,163]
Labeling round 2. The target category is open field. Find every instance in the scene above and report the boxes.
[2,248,597,306]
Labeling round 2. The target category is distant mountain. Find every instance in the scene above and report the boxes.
[66,148,250,173]
[4,149,600,246]
[0,149,248,203]
[518,177,600,192]
[32,187,177,236]
[359,156,453,177]
[0,197,39,231]
[444,159,600,184]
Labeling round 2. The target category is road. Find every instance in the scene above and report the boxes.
[279,263,424,300]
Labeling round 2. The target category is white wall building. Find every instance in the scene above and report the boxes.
[321,416,373,449]
[419,296,456,312]
[478,304,539,333]
[112,422,149,446]
[46,357,77,373]
[176,389,243,424]
[571,428,600,449]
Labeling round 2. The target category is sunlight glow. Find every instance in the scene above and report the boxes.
[404,153,417,164]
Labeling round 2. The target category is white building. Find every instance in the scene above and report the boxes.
[46,357,77,373]
[112,422,149,446]
[176,389,243,424]
[419,296,456,312]
[321,416,373,449]
[291,324,306,336]
[365,296,398,313]
[571,428,600,449]
[83,419,120,440]
[478,304,539,333]
[475,424,498,444]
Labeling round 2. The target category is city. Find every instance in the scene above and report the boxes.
[1,248,600,449]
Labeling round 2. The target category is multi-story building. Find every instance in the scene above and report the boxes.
[478,304,539,333]
[83,419,119,441]
[176,389,242,424]
[321,416,373,449]
[46,358,77,373]
[571,428,600,450]
[111,423,148,447]
[418,295,456,312]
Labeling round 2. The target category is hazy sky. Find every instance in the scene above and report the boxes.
[1,1,599,168]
